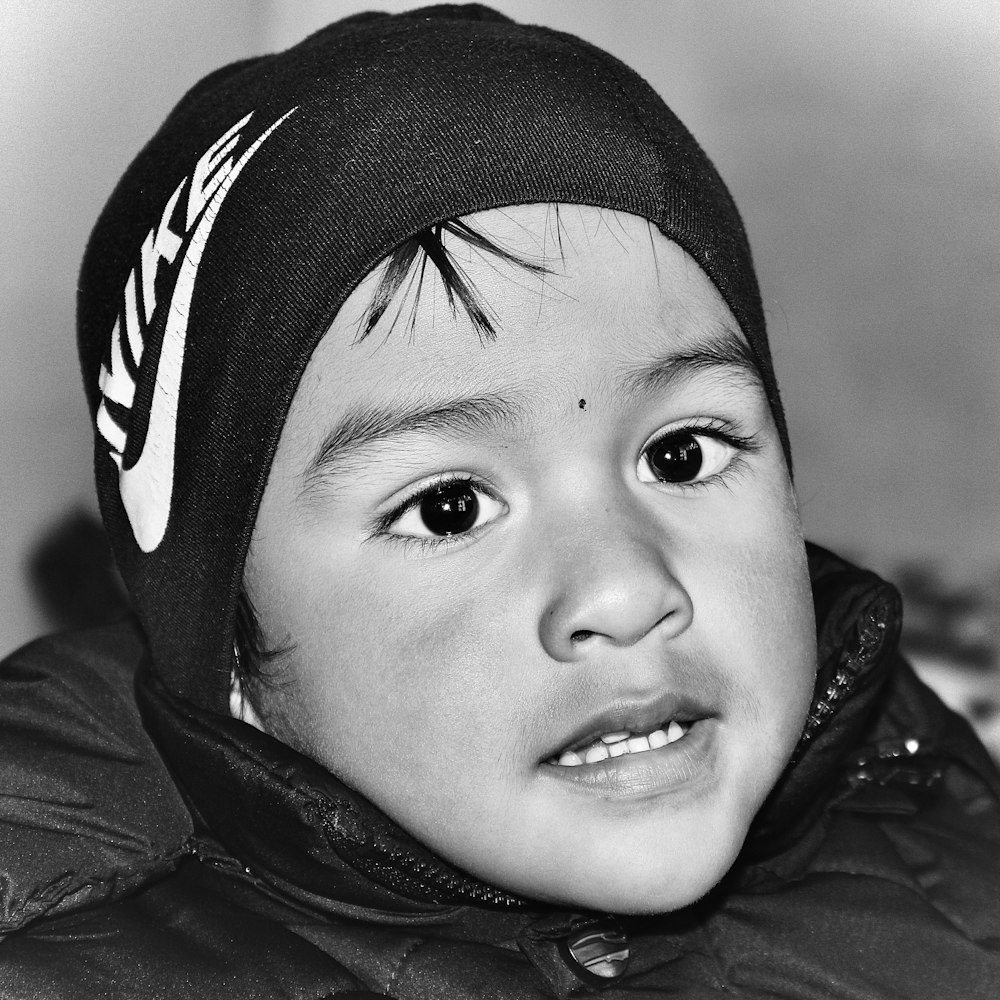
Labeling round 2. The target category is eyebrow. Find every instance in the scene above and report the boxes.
[614,324,764,397]
[302,393,524,489]
[302,325,764,491]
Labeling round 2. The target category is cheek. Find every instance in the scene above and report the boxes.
[732,543,815,742]
[687,474,815,732]
[254,548,531,799]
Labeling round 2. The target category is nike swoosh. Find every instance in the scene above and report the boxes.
[119,108,296,553]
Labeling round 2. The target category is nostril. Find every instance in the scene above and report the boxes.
[571,630,595,643]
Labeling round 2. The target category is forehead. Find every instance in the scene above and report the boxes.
[284,205,748,453]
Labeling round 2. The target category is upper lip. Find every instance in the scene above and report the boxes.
[541,690,716,761]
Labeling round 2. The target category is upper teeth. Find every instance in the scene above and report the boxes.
[553,721,688,766]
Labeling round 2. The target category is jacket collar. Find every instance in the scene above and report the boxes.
[138,668,526,922]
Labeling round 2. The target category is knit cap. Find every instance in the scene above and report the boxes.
[78,4,787,713]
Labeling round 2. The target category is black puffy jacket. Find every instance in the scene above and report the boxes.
[2,546,999,999]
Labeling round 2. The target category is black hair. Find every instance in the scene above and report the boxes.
[232,586,286,715]
[358,217,549,343]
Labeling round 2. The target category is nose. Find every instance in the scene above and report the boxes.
[537,505,693,662]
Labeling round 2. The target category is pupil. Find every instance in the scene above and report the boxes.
[649,434,703,482]
[420,484,480,536]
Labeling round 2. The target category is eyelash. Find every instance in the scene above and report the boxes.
[371,419,762,552]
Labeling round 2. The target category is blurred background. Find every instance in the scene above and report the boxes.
[1,1,997,753]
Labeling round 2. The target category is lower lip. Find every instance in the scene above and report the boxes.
[539,719,719,799]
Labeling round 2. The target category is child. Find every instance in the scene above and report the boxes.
[1,6,998,997]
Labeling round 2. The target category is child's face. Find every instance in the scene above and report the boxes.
[244,205,816,913]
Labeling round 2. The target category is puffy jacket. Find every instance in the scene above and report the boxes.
[1,545,999,999]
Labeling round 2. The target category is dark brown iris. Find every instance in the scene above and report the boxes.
[647,433,703,482]
[420,483,479,535]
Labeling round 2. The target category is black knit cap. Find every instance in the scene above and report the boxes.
[79,4,788,714]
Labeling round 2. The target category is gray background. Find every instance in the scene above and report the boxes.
[2,0,998,658]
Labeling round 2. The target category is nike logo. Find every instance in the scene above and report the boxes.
[97,108,296,552]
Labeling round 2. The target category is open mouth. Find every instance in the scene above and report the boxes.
[547,720,694,766]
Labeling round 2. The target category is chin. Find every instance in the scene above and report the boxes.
[520,821,749,916]
[597,857,739,916]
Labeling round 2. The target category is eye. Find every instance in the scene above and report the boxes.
[637,429,737,485]
[386,478,505,539]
